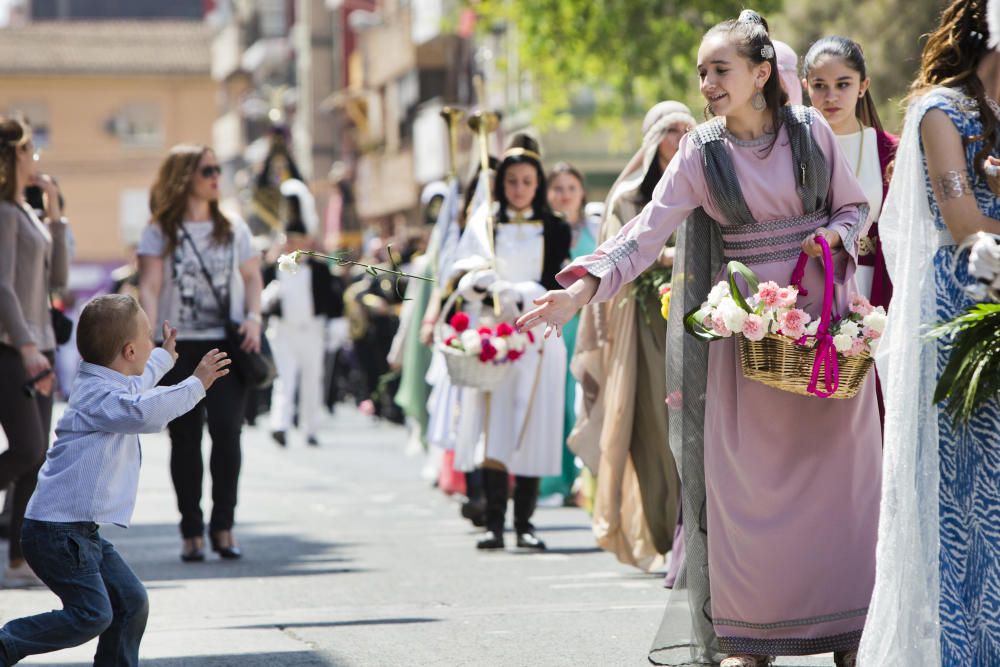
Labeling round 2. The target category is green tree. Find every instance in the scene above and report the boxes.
[473,0,781,129]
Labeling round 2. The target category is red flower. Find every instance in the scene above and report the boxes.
[507,349,523,361]
[449,312,470,332]
[496,322,515,337]
[444,335,457,347]
[479,338,497,362]
[477,326,493,336]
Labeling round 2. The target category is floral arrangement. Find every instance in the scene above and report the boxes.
[660,285,672,320]
[441,312,532,364]
[930,232,1000,424]
[691,277,886,357]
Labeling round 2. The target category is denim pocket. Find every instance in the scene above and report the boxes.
[63,531,99,576]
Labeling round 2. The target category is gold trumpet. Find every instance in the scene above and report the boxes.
[467,110,501,264]
[439,106,464,180]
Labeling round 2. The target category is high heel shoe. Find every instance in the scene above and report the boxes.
[210,530,242,560]
[180,537,205,563]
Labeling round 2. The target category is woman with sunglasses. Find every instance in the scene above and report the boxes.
[138,145,262,562]
[0,116,69,588]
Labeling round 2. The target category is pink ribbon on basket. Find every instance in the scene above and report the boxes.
[791,235,840,398]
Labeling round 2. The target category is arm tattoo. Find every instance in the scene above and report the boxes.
[934,170,973,201]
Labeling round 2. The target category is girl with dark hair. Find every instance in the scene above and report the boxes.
[0,117,69,589]
[804,36,899,308]
[447,133,571,551]
[857,1,1000,664]
[519,10,879,666]
[138,145,263,562]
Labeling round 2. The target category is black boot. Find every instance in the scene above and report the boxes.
[461,470,486,527]
[513,476,545,550]
[476,468,508,550]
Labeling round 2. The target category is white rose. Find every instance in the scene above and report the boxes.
[493,337,509,361]
[707,282,731,307]
[459,329,482,355]
[508,333,527,352]
[838,320,861,339]
[804,320,821,337]
[833,334,854,354]
[862,310,887,333]
[277,251,301,274]
[718,298,747,333]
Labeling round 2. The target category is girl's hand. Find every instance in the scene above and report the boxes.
[19,344,53,397]
[801,228,842,258]
[515,290,578,339]
[984,156,1000,197]
[161,321,179,362]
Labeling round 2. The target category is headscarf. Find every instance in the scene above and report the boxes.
[773,39,803,106]
[279,178,319,236]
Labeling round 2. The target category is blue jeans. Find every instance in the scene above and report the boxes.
[0,519,149,666]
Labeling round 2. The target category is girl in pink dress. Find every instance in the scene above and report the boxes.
[518,11,881,667]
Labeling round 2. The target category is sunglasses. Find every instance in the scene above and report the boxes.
[199,165,222,178]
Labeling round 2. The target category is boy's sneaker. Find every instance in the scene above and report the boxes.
[2,562,45,589]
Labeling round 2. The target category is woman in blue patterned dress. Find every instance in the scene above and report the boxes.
[859,1,1000,664]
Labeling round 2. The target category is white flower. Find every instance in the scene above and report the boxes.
[706,282,731,308]
[492,337,509,361]
[507,333,528,352]
[804,320,821,337]
[968,233,1000,283]
[833,333,854,354]
[861,310,887,333]
[838,320,861,339]
[277,251,301,274]
[459,329,482,355]
[718,297,747,333]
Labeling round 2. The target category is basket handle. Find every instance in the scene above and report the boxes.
[791,235,840,398]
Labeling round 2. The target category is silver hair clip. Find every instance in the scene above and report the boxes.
[761,45,775,60]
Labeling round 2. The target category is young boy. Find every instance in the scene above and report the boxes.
[0,294,230,667]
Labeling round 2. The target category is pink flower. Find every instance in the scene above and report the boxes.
[711,315,732,337]
[778,308,811,340]
[847,338,869,357]
[479,338,497,362]
[665,390,683,410]
[741,314,767,342]
[862,327,882,341]
[496,322,514,337]
[659,284,672,296]
[776,287,797,309]
[849,294,874,316]
[449,312,470,332]
[756,281,782,309]
[477,326,493,336]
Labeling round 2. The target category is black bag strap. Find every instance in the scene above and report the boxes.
[178,224,232,317]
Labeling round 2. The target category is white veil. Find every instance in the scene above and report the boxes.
[856,90,952,665]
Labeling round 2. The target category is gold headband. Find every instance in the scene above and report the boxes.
[503,147,541,162]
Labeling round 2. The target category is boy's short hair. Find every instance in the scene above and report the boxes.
[77,294,141,366]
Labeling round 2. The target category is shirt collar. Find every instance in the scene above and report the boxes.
[78,361,131,387]
[505,208,536,223]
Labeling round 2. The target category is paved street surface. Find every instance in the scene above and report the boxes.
[1,405,830,666]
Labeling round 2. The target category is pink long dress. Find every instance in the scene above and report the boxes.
[558,109,881,656]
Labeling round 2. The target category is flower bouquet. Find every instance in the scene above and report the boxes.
[685,236,882,398]
[436,311,532,391]
[929,232,1000,424]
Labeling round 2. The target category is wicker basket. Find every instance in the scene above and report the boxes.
[733,235,874,399]
[434,290,515,392]
[738,333,873,399]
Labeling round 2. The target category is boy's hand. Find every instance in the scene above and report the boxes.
[193,349,230,390]
[161,321,179,362]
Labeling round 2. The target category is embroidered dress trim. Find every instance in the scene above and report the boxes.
[717,630,863,656]
[723,229,818,252]
[721,210,827,236]
[724,246,805,265]
[588,239,639,278]
[842,204,869,255]
[714,607,868,630]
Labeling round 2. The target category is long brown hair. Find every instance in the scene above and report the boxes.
[704,9,789,156]
[547,161,588,220]
[0,117,30,203]
[912,0,996,180]
[149,144,231,255]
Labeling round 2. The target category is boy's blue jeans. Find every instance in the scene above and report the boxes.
[0,519,148,666]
